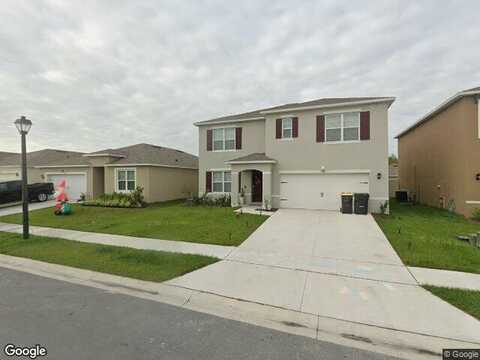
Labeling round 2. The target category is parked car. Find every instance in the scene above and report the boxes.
[0,180,54,205]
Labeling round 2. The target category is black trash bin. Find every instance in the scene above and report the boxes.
[395,190,408,203]
[341,193,353,214]
[354,193,369,215]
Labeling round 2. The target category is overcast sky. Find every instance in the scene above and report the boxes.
[1,0,479,156]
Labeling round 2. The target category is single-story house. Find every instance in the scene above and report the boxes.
[0,143,198,203]
[396,86,480,217]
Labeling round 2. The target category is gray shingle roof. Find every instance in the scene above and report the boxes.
[0,151,18,163]
[0,149,88,167]
[227,153,276,163]
[196,97,395,125]
[96,143,198,168]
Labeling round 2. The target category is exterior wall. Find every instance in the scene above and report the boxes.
[0,166,43,183]
[398,96,480,217]
[264,102,390,212]
[105,166,198,203]
[389,178,399,198]
[91,167,105,198]
[198,120,265,195]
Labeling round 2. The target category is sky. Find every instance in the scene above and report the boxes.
[0,0,479,156]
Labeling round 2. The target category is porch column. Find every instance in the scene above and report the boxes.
[231,171,239,207]
[262,171,272,210]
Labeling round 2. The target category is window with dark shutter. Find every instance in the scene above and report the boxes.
[316,115,325,142]
[276,119,282,139]
[292,117,298,138]
[206,129,213,151]
[206,171,212,192]
[235,127,242,150]
[360,111,370,140]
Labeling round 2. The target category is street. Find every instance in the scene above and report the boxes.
[0,268,399,360]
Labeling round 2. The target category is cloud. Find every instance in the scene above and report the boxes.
[0,0,479,155]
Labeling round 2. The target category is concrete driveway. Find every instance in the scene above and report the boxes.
[169,209,480,346]
[0,200,55,217]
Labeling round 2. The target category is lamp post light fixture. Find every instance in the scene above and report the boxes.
[14,116,32,239]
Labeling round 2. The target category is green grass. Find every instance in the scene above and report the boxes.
[0,232,217,282]
[374,200,480,274]
[0,201,267,246]
[424,286,480,321]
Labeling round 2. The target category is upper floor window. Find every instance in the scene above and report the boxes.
[325,112,360,142]
[212,171,231,192]
[282,118,293,138]
[116,168,136,192]
[213,128,235,151]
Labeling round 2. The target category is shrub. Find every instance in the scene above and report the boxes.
[472,208,480,221]
[83,187,145,208]
[188,193,231,207]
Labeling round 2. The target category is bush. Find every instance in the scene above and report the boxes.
[188,193,231,207]
[83,187,146,208]
[472,208,480,221]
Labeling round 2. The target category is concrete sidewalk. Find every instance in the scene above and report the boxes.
[0,222,234,259]
[0,200,56,216]
[0,254,476,360]
[409,266,480,291]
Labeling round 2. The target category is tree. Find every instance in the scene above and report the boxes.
[388,154,398,164]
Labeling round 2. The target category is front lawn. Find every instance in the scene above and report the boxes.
[0,201,267,246]
[424,286,480,321]
[0,232,217,282]
[374,200,480,274]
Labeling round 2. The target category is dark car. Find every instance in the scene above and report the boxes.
[0,180,55,205]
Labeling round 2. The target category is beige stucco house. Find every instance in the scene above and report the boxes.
[0,144,198,203]
[397,87,480,217]
[195,97,395,213]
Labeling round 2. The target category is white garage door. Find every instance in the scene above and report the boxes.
[46,174,86,201]
[280,173,369,210]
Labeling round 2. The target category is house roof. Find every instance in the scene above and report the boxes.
[226,153,276,164]
[96,143,198,169]
[0,151,18,162]
[396,87,480,139]
[195,96,395,126]
[0,149,88,167]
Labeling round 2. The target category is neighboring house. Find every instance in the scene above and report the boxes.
[389,163,399,198]
[397,87,480,217]
[195,97,395,213]
[0,144,198,202]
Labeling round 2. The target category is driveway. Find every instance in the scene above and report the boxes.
[0,200,55,217]
[169,209,480,345]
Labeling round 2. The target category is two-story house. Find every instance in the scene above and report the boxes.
[397,87,480,217]
[195,97,394,213]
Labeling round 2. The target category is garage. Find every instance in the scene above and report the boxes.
[279,173,369,210]
[46,173,86,201]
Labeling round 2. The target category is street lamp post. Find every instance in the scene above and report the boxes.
[14,116,32,239]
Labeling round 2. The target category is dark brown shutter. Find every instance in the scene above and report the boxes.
[316,115,325,142]
[292,117,298,138]
[206,171,212,192]
[235,127,242,149]
[276,119,282,139]
[206,129,213,151]
[360,111,370,140]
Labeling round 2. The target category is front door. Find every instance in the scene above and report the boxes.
[251,170,263,203]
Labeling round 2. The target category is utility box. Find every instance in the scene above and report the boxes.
[341,193,353,214]
[354,193,369,215]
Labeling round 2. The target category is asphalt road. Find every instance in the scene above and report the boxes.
[0,268,400,360]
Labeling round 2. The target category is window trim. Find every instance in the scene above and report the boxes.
[324,112,360,143]
[212,127,237,152]
[115,167,137,193]
[211,170,232,193]
[281,117,293,139]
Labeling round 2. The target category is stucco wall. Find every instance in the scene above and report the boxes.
[398,96,480,217]
[105,166,197,203]
[198,119,266,195]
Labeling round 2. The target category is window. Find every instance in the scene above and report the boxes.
[213,128,235,151]
[212,171,231,193]
[325,112,360,142]
[282,118,293,138]
[116,169,136,192]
